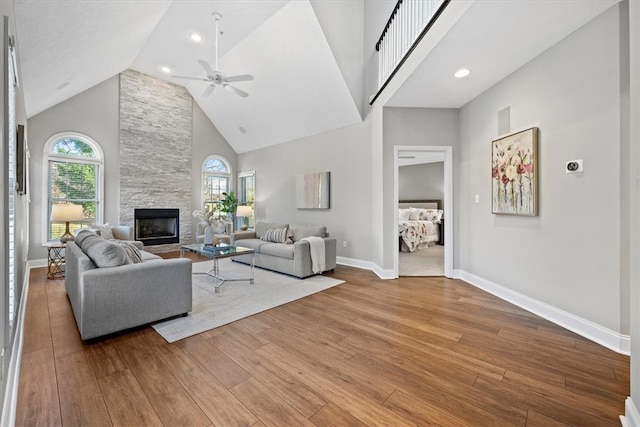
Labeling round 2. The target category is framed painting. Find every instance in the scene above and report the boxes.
[491,127,538,216]
[296,172,330,209]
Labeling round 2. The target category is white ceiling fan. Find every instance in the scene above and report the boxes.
[172,12,253,98]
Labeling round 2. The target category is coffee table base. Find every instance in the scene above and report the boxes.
[194,253,255,293]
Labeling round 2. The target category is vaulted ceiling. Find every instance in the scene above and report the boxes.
[13,0,619,154]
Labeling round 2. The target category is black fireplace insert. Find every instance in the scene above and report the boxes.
[134,208,179,246]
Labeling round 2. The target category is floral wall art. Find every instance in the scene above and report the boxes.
[491,127,538,216]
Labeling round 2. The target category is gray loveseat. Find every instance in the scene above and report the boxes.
[230,221,336,278]
[65,230,192,340]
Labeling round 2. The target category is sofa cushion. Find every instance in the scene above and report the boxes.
[233,238,266,252]
[255,222,288,239]
[83,237,131,268]
[258,242,295,260]
[261,227,288,243]
[290,224,326,242]
[140,250,162,262]
[75,229,98,247]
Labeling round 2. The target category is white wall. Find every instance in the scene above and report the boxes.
[399,162,444,204]
[457,6,623,333]
[237,120,373,263]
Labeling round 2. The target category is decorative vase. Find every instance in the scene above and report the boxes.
[226,222,234,235]
[204,224,214,244]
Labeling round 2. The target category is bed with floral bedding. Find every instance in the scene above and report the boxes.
[398,201,443,252]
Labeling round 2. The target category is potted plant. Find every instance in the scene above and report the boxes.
[221,191,238,233]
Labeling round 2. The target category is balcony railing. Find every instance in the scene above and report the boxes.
[371,0,449,105]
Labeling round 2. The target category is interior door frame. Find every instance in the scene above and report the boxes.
[393,145,453,278]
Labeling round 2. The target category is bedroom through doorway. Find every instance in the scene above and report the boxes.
[394,146,453,278]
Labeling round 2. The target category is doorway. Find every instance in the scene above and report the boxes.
[393,146,453,278]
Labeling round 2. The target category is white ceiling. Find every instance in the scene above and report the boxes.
[13,0,620,153]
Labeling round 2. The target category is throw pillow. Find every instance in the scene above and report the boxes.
[398,209,410,220]
[261,227,288,243]
[98,223,114,240]
[84,239,131,268]
[408,208,420,220]
[117,241,142,263]
[420,209,443,223]
[285,227,294,244]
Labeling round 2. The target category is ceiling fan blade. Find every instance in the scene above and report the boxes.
[172,75,209,82]
[202,84,215,97]
[198,59,216,76]
[224,74,254,83]
[223,84,248,98]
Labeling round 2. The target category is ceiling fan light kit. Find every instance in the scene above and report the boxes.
[172,12,253,98]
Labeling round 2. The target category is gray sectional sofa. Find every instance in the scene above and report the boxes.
[65,230,192,340]
[230,221,336,278]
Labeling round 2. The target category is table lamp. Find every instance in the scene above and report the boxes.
[236,205,253,231]
[51,204,83,243]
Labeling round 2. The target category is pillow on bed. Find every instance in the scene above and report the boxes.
[420,209,443,223]
[408,208,420,220]
[398,209,411,220]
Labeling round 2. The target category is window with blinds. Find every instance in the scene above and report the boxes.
[202,156,230,215]
[45,135,102,242]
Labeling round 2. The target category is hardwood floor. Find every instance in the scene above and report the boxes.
[17,252,629,426]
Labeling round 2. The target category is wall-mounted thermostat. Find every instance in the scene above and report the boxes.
[566,159,583,174]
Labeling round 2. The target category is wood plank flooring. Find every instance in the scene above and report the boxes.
[16,253,629,426]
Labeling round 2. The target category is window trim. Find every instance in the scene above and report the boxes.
[42,132,104,245]
[201,154,232,212]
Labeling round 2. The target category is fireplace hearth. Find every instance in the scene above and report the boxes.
[134,208,179,246]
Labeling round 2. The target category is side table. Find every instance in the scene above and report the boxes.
[47,243,66,279]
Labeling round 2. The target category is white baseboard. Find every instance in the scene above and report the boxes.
[455,269,630,355]
[1,265,31,427]
[29,258,47,269]
[336,257,395,279]
[621,397,640,426]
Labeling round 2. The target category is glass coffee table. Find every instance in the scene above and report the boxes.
[181,243,255,293]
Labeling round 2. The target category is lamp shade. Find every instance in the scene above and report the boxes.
[236,205,253,217]
[51,204,83,222]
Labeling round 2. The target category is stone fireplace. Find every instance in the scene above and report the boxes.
[119,70,193,253]
[134,209,180,246]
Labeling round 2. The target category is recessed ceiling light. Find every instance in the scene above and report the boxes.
[190,33,202,42]
[454,68,470,78]
[161,66,171,73]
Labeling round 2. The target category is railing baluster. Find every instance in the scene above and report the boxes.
[373,0,448,103]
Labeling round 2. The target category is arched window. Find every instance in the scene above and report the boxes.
[202,155,230,215]
[44,133,103,242]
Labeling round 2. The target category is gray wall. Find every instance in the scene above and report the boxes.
[399,162,444,205]
[457,6,623,333]
[311,0,365,118]
[27,76,120,261]
[383,107,458,268]
[191,99,237,238]
[625,0,640,407]
[27,71,237,260]
[1,0,29,411]
[237,120,372,262]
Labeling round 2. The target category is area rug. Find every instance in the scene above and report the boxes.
[152,259,344,343]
